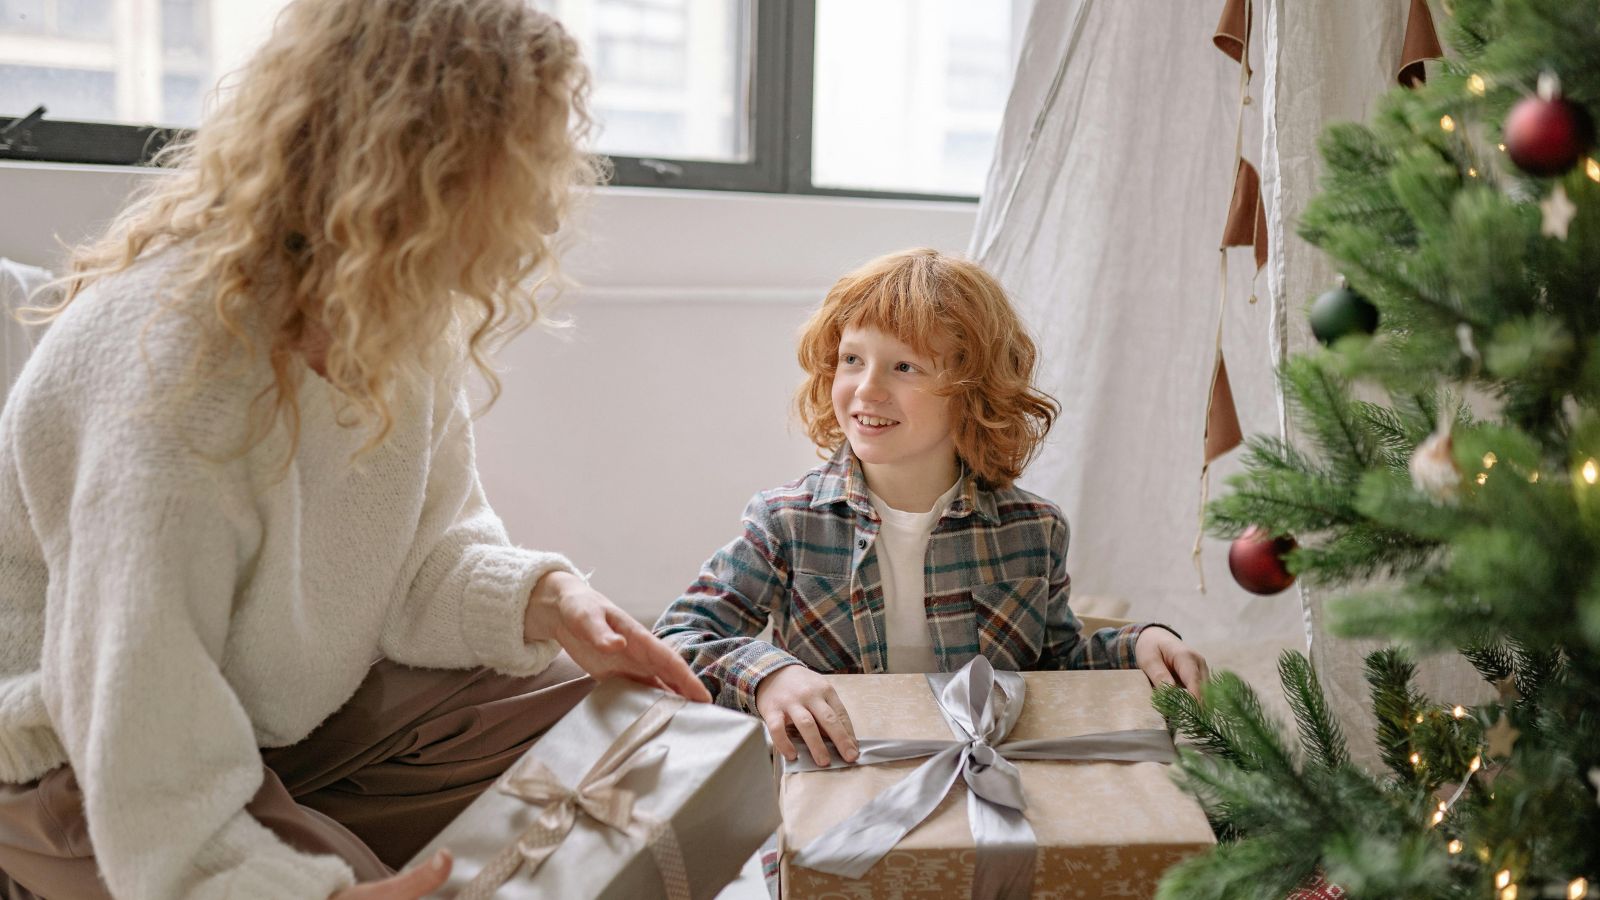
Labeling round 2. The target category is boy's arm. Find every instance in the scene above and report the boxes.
[653,494,801,712]
[1039,511,1148,670]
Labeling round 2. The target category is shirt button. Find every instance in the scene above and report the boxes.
[857,538,867,549]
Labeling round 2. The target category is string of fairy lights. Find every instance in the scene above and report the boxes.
[1393,61,1599,900]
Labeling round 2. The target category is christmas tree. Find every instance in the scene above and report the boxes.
[1154,1,1600,898]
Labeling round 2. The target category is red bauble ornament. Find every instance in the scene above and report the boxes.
[1227,526,1297,595]
[1504,76,1594,177]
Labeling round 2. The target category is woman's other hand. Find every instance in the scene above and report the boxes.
[330,849,451,899]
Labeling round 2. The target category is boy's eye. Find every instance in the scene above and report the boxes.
[841,354,860,365]
[895,362,918,373]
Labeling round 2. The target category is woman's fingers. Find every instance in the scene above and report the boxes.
[333,849,451,899]
[398,849,452,898]
[610,610,711,702]
[572,601,626,652]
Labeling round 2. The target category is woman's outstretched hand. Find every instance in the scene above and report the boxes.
[524,571,711,703]
[330,849,451,899]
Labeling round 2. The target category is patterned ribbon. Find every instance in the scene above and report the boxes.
[786,657,1178,900]
[458,693,692,900]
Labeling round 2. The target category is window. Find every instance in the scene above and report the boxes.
[0,0,1026,201]
[543,0,750,163]
[811,0,1021,196]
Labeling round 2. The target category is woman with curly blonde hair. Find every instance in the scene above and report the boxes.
[654,248,1208,771]
[0,2,707,899]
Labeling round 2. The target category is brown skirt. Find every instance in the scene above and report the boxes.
[0,655,595,899]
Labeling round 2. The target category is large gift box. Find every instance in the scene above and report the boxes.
[409,678,778,899]
[778,658,1215,899]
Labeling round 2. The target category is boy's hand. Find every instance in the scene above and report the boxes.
[1135,627,1210,698]
[755,665,859,766]
[524,571,711,703]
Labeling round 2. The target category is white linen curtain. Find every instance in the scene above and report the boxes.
[969,0,1299,650]
[972,0,1490,767]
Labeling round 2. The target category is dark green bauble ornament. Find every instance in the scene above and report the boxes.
[1309,285,1379,345]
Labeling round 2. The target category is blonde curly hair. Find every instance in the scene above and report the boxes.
[38,0,602,457]
[795,248,1060,489]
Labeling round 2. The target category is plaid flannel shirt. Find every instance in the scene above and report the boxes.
[653,445,1151,713]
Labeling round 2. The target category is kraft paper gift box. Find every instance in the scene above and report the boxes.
[777,660,1215,900]
[410,678,778,900]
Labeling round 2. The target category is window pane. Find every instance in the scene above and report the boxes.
[0,1,50,36]
[56,0,112,40]
[812,0,1024,196]
[0,0,285,127]
[0,63,113,120]
[1,0,752,165]
[540,0,750,163]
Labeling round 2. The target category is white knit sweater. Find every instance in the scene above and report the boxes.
[0,256,575,899]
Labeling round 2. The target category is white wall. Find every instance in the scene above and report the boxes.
[0,162,976,622]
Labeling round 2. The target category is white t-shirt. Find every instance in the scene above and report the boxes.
[868,478,963,674]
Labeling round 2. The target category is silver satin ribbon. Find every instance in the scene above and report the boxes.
[785,656,1178,900]
[459,693,692,900]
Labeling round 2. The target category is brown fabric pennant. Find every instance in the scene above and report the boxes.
[1204,354,1243,464]
[1213,0,1252,76]
[1222,158,1269,270]
[1398,0,1443,88]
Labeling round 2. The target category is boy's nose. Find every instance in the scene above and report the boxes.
[856,373,890,402]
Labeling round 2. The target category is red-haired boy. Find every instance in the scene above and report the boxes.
[653,248,1208,765]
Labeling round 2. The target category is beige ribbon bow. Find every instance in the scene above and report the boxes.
[458,693,692,900]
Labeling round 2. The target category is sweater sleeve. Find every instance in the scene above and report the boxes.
[652,493,801,713]
[41,475,354,900]
[380,383,576,675]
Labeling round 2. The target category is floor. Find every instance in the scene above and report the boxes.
[714,851,768,900]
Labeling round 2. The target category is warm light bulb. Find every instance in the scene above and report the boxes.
[1431,809,1445,825]
[1588,158,1600,182]
[1468,74,1486,95]
[1416,714,1426,724]
[1498,871,1512,889]
[1470,755,1482,772]
[1477,472,1489,485]
[1410,752,1422,765]
[1570,878,1587,899]
[1447,839,1463,854]
[1529,471,1540,483]
[1438,800,1449,812]
[1468,167,1479,177]
[1482,453,1497,468]
[1501,887,1518,900]
[1584,459,1598,484]
[1453,704,1468,717]
[1441,115,1457,132]
[1498,142,1507,151]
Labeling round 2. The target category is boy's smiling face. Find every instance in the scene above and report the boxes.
[831,325,958,495]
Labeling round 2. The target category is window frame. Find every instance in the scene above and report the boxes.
[0,0,981,203]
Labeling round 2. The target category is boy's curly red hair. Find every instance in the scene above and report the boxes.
[795,248,1059,489]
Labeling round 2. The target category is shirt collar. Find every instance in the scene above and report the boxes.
[812,444,998,525]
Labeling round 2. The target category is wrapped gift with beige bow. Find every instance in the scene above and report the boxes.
[777,657,1216,899]
[409,678,777,899]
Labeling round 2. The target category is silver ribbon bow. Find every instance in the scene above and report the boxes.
[786,656,1178,900]
[459,693,692,900]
